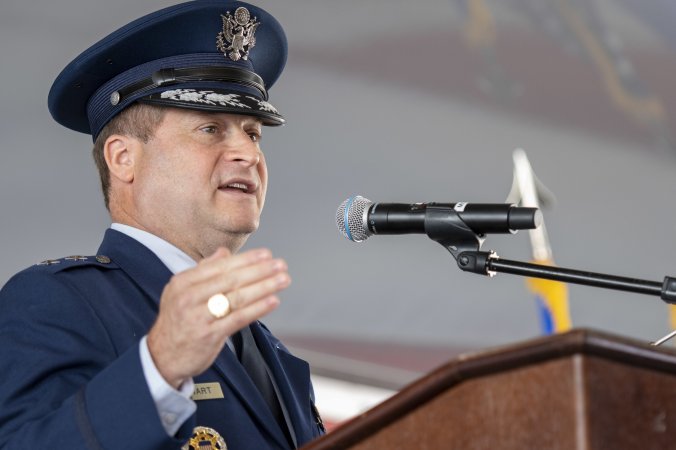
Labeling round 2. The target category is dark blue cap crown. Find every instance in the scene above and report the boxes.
[48,0,288,139]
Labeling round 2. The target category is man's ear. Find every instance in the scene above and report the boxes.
[104,134,138,184]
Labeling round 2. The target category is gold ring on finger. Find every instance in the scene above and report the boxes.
[207,293,231,319]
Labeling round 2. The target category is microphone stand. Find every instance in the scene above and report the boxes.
[455,250,676,304]
[423,207,676,305]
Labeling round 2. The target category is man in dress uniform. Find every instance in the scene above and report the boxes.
[0,1,325,449]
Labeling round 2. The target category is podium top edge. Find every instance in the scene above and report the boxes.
[454,327,676,378]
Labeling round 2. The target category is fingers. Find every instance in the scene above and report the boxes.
[163,246,291,325]
[215,295,281,333]
[178,247,273,287]
[182,257,289,316]
[167,247,279,295]
[226,270,290,311]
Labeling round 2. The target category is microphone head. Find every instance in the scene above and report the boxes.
[336,195,373,242]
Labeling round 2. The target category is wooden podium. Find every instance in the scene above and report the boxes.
[302,329,676,450]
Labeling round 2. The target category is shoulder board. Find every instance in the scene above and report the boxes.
[32,255,119,273]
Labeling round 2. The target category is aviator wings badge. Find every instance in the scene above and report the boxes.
[217,7,260,61]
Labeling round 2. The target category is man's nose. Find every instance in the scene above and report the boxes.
[223,134,261,166]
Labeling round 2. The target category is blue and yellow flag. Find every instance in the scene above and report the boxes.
[526,259,572,334]
[509,149,572,335]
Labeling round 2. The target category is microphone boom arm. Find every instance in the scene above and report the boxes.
[426,216,676,304]
[460,250,676,304]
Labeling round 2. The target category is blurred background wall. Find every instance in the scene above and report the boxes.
[2,0,676,358]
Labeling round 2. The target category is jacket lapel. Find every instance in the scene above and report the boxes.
[97,229,172,304]
[251,322,312,445]
[211,344,291,448]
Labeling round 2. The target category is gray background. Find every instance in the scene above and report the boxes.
[2,0,676,352]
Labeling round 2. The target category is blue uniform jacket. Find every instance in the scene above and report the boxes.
[0,229,324,449]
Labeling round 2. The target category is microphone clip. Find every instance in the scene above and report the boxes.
[424,205,496,276]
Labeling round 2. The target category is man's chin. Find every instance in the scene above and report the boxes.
[220,220,260,238]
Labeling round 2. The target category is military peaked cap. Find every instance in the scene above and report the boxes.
[48,0,287,139]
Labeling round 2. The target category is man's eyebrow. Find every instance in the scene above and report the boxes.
[189,112,262,127]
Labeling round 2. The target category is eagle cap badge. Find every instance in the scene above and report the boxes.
[216,7,260,61]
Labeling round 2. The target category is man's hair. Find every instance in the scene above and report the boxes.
[92,103,167,209]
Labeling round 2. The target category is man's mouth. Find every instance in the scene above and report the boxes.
[218,180,256,194]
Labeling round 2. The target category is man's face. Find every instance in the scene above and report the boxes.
[130,108,267,258]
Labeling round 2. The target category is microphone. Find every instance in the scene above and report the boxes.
[336,195,541,242]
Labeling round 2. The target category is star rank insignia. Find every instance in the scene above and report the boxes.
[37,259,61,266]
[65,255,88,261]
[216,7,260,61]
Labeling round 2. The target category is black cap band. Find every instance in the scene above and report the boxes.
[111,66,268,106]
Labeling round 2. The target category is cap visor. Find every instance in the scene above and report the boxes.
[139,88,284,125]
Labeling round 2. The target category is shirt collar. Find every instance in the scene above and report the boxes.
[110,223,196,274]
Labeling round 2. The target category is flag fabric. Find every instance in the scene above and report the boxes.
[526,259,572,334]
[509,149,572,335]
[670,305,676,346]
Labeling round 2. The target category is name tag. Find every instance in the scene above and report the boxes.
[191,382,225,401]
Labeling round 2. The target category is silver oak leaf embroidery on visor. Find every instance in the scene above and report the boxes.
[246,96,278,114]
[160,89,251,108]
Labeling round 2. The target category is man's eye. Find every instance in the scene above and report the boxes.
[200,126,217,134]
[248,132,261,142]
